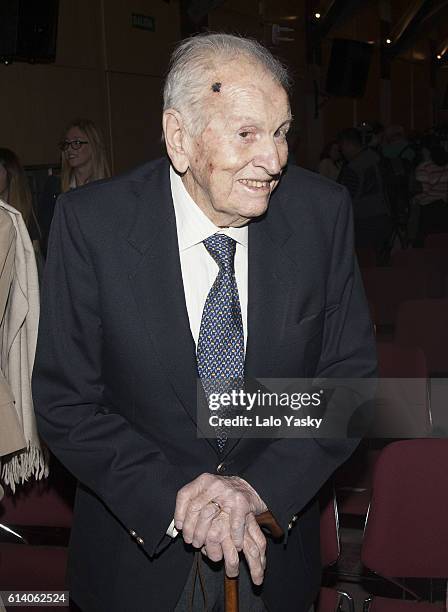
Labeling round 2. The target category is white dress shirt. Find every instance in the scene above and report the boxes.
[166,167,249,539]
[170,166,248,347]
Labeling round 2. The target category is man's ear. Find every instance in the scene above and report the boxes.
[163,110,190,174]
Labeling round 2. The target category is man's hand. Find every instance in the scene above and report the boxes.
[175,473,267,551]
[200,510,267,585]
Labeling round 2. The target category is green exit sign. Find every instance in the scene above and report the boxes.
[131,14,155,32]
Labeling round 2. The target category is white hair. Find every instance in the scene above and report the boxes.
[163,33,291,135]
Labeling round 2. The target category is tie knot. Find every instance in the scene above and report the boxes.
[203,234,236,272]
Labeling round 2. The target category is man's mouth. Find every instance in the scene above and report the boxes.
[238,179,273,190]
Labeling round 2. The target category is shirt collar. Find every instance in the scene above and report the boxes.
[170,166,248,251]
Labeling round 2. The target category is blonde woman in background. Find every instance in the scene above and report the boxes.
[60,117,110,192]
[38,118,111,256]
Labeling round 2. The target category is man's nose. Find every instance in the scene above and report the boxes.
[253,139,285,176]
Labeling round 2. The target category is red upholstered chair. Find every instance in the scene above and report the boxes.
[373,342,431,438]
[394,298,448,375]
[336,342,430,517]
[361,440,448,611]
[315,488,354,612]
[0,464,75,593]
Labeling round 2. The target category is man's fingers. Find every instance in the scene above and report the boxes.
[221,535,240,578]
[228,505,247,550]
[174,473,214,530]
[174,482,199,530]
[242,527,265,586]
[246,513,267,564]
[180,498,207,544]
[203,519,224,562]
[191,503,221,548]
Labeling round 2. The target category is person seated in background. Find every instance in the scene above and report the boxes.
[337,127,392,258]
[0,148,41,250]
[37,118,111,257]
[318,140,342,181]
[408,141,448,245]
[382,124,415,163]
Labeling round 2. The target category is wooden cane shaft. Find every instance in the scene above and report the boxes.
[224,511,284,612]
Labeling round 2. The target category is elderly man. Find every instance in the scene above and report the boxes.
[33,34,376,612]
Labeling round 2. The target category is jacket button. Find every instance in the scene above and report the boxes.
[129,529,137,538]
[136,536,145,546]
[216,462,226,474]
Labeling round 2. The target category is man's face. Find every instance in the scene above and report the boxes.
[180,60,291,227]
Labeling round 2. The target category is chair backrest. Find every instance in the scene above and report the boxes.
[373,343,431,438]
[376,342,427,378]
[394,298,448,375]
[361,440,448,578]
[0,467,75,528]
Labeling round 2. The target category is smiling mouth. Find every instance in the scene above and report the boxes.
[238,178,273,190]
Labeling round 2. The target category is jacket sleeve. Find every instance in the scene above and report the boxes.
[240,188,377,537]
[32,195,186,557]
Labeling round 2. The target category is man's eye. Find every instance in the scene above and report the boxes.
[239,132,250,139]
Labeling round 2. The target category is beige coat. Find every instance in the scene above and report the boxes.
[0,200,48,494]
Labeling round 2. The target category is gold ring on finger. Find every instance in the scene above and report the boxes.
[209,500,221,513]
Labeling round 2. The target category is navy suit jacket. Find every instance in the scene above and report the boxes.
[32,158,376,611]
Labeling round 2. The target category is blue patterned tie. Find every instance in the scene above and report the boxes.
[197,234,245,451]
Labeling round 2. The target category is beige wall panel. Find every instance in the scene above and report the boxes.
[275,28,307,80]
[221,0,260,18]
[104,0,181,76]
[412,62,431,131]
[0,64,106,166]
[109,72,165,173]
[435,68,448,125]
[208,7,264,40]
[391,59,412,131]
[55,0,102,69]
[357,49,380,124]
[263,0,305,21]
[323,96,355,142]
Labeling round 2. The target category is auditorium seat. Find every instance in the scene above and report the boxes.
[361,440,448,611]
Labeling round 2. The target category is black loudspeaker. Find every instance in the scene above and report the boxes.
[0,0,59,63]
[326,38,373,98]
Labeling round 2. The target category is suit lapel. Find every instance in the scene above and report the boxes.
[222,190,301,459]
[125,161,216,452]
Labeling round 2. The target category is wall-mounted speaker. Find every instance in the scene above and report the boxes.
[0,0,59,63]
[326,38,373,98]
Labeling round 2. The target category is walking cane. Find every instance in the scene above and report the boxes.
[224,511,284,612]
